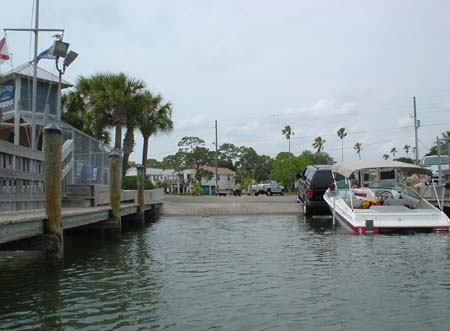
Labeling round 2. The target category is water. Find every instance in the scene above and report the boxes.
[2,215,450,331]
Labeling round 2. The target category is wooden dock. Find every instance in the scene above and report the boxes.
[0,125,164,264]
[0,197,162,246]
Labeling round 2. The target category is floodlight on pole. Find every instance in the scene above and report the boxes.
[52,40,69,58]
[54,41,78,122]
[64,50,78,68]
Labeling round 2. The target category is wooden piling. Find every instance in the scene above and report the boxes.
[43,124,63,264]
[109,149,122,229]
[137,164,145,224]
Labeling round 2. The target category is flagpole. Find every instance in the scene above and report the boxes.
[31,0,39,149]
[4,1,64,149]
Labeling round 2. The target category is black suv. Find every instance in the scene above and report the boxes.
[296,165,343,216]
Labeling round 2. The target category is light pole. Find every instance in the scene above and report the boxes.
[53,39,78,122]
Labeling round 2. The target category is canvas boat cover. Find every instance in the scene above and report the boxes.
[331,160,432,177]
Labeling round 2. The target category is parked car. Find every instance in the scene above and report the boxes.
[296,165,343,216]
[421,155,449,180]
[254,180,285,196]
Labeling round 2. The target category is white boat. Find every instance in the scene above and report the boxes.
[323,160,450,234]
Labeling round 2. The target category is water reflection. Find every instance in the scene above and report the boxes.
[2,215,450,331]
[0,252,64,330]
[302,215,334,234]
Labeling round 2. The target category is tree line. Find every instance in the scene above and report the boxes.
[308,127,449,163]
[141,136,334,191]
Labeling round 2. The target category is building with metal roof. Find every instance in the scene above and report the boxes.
[0,62,72,148]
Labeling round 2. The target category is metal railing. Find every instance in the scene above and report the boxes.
[60,122,112,187]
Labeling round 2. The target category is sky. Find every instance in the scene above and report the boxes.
[2,0,450,163]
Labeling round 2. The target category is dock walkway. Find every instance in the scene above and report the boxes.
[0,192,163,245]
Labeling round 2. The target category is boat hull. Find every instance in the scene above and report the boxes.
[324,193,450,235]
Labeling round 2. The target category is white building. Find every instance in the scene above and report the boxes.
[126,167,181,192]
[126,166,236,195]
[182,166,236,195]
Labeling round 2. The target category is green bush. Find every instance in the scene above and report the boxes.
[122,176,137,189]
[191,181,203,195]
[144,180,155,190]
[122,176,155,190]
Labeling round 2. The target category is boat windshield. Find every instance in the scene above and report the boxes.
[335,180,349,189]
[333,180,433,210]
[368,181,420,199]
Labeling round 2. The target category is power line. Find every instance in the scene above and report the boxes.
[324,135,413,152]
[421,122,450,127]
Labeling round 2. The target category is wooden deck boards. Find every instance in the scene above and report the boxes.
[0,202,161,245]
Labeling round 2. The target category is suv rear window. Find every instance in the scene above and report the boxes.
[312,171,343,188]
[304,167,314,181]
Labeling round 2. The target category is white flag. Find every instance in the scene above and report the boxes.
[0,37,10,65]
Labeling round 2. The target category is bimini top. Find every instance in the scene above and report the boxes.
[331,160,432,177]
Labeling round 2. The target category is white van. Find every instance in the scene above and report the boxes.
[421,155,449,179]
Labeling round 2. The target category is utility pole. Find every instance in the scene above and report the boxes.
[413,96,419,163]
[4,0,64,149]
[437,136,442,186]
[215,120,218,196]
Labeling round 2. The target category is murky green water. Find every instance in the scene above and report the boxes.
[1,215,450,331]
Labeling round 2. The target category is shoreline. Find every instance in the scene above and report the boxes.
[161,195,303,216]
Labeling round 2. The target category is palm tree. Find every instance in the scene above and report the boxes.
[62,76,111,144]
[88,73,145,151]
[281,125,294,154]
[337,127,347,162]
[122,90,148,178]
[403,144,411,157]
[122,124,137,179]
[353,142,362,160]
[383,154,389,160]
[390,147,397,160]
[137,91,173,177]
[312,136,326,153]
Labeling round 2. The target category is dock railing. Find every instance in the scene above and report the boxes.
[0,120,113,211]
[0,140,45,211]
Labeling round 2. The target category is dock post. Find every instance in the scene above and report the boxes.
[109,149,122,229]
[43,124,63,265]
[137,164,145,224]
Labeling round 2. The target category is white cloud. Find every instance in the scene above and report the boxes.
[397,115,413,126]
[283,99,358,118]
[5,1,448,164]
[174,115,209,130]
[443,99,450,110]
[225,120,261,133]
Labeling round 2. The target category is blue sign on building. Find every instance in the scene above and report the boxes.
[0,80,14,113]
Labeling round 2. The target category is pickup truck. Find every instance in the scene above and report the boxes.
[253,180,285,196]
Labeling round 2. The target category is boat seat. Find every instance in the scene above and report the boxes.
[352,188,376,201]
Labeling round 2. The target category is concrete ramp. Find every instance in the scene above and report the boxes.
[162,195,302,216]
